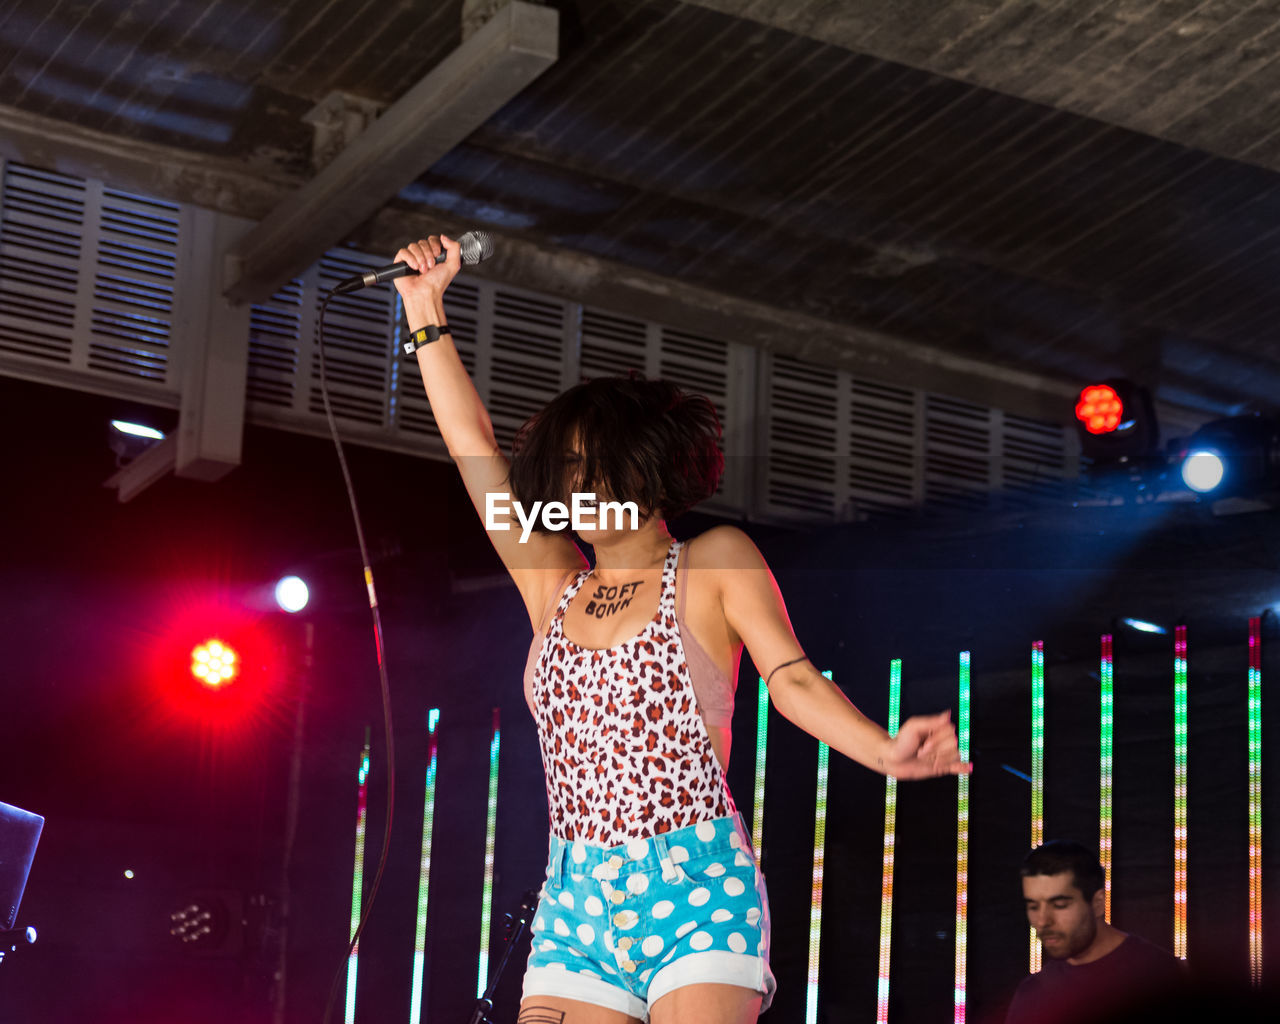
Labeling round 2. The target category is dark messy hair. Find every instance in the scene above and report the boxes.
[1021,840,1106,903]
[508,375,723,532]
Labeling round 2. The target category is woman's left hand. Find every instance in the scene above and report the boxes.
[882,711,971,779]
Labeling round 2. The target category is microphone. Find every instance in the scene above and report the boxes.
[331,230,494,294]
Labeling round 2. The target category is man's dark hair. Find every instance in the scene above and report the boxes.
[508,375,723,531]
[1021,840,1106,902]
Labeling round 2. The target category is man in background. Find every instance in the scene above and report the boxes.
[1006,840,1182,1024]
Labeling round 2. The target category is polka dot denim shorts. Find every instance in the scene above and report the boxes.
[522,813,775,1019]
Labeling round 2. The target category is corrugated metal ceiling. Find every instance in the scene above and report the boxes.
[2,0,1279,418]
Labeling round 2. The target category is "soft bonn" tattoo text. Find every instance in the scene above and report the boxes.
[485,492,639,542]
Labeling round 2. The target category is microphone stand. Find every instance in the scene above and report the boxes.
[466,889,540,1024]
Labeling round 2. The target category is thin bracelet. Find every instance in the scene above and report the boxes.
[764,655,807,687]
[402,323,451,354]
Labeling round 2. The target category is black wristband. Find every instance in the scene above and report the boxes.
[403,324,451,354]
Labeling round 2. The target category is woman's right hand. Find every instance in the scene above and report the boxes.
[392,235,461,307]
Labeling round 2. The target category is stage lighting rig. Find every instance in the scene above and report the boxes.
[1174,414,1280,501]
[107,419,166,465]
[1074,379,1158,463]
[169,899,223,947]
[167,891,245,957]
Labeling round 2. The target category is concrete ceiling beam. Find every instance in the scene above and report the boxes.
[221,0,559,304]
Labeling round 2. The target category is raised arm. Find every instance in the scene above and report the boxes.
[700,525,969,780]
[392,236,584,626]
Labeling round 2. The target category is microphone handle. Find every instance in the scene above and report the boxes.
[332,262,417,295]
[332,230,491,294]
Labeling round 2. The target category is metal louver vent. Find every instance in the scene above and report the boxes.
[849,378,919,517]
[488,286,571,452]
[660,327,730,424]
[759,352,1076,523]
[305,252,399,428]
[659,326,742,511]
[1001,412,1072,502]
[244,247,402,443]
[247,278,304,409]
[88,188,179,382]
[0,162,181,397]
[924,394,993,512]
[0,164,84,368]
[579,310,748,514]
[764,355,841,521]
[2,159,1078,521]
[582,308,647,378]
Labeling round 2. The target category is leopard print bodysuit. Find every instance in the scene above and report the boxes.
[529,540,736,845]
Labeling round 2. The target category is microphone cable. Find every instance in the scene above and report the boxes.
[314,289,396,1024]
[308,233,492,1023]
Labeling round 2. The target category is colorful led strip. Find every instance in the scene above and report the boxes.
[804,670,833,1024]
[753,676,769,857]
[409,709,440,1024]
[1248,618,1262,986]
[1100,634,1114,921]
[345,728,372,1024]
[955,652,971,1024]
[476,708,501,998]
[1030,641,1045,973]
[1173,625,1188,960]
[876,659,902,1023]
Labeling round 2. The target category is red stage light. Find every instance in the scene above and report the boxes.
[190,639,239,688]
[140,592,283,738]
[1075,384,1124,435]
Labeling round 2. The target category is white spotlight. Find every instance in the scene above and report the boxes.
[110,420,165,441]
[1122,618,1167,635]
[274,576,309,613]
[1180,449,1225,494]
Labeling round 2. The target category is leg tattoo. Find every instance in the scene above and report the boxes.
[517,1008,567,1024]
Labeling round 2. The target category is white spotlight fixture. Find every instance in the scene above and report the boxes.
[110,420,165,441]
[108,418,168,467]
[274,576,310,613]
[1180,449,1225,494]
[1122,618,1167,635]
[1175,415,1280,500]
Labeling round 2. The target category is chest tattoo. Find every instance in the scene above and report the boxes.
[583,580,643,619]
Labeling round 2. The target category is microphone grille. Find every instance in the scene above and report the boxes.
[457,230,495,265]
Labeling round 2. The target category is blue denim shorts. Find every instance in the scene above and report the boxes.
[522,813,775,1018]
